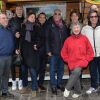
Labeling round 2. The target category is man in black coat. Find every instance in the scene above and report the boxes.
[35,12,47,91]
[46,9,70,95]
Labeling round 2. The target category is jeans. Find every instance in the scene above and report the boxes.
[22,65,38,91]
[89,57,100,89]
[0,56,12,93]
[66,67,82,94]
[49,55,64,87]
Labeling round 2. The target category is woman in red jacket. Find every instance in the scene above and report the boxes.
[61,24,94,98]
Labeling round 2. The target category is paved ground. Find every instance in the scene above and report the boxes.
[0,79,100,100]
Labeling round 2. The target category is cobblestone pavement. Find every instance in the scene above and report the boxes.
[0,79,100,100]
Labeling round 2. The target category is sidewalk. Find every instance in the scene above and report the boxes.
[0,79,100,100]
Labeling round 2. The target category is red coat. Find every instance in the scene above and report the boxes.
[61,34,94,70]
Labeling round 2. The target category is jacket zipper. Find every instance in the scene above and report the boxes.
[93,28,97,56]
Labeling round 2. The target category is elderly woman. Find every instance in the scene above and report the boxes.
[61,24,94,98]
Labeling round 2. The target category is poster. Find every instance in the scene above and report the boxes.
[23,3,66,20]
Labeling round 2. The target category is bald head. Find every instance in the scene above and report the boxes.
[90,5,99,11]
[0,13,8,27]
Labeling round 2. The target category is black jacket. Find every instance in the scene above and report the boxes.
[9,16,24,50]
[46,18,70,55]
[35,22,47,55]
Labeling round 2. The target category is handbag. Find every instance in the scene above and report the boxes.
[13,54,22,66]
[13,42,22,66]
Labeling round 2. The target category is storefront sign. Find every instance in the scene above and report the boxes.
[86,0,100,4]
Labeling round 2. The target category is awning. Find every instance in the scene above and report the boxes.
[86,0,100,4]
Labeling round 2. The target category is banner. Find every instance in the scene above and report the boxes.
[86,0,100,4]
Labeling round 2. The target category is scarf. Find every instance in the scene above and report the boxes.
[54,19,63,29]
[25,21,34,42]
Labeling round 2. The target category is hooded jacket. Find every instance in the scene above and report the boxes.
[61,34,94,70]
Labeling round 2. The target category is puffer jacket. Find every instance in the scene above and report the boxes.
[61,34,94,70]
[81,25,100,57]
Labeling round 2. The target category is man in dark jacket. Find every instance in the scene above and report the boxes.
[0,13,14,97]
[36,12,47,91]
[9,5,24,91]
[46,9,70,95]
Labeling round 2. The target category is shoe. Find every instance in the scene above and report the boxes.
[72,94,80,98]
[57,85,65,91]
[31,91,36,97]
[2,92,14,98]
[38,85,46,92]
[63,88,70,97]
[86,87,97,94]
[18,80,23,90]
[20,87,31,94]
[12,80,17,91]
[51,87,57,95]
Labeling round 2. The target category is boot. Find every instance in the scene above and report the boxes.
[18,80,23,90]
[12,80,17,91]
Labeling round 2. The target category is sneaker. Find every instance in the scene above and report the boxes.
[18,80,23,90]
[12,80,17,91]
[38,85,46,92]
[86,87,97,94]
[63,88,70,97]
[72,94,80,98]
[2,92,14,98]
[31,91,36,97]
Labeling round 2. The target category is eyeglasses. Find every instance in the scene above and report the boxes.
[54,13,61,16]
[90,16,98,18]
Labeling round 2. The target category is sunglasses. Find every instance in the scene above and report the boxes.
[54,13,61,16]
[90,16,98,18]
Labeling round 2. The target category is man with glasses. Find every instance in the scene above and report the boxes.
[0,13,14,98]
[46,9,70,95]
[82,10,100,94]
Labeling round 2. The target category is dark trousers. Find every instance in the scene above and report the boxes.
[11,63,22,81]
[37,54,46,86]
[0,56,12,93]
[89,57,100,89]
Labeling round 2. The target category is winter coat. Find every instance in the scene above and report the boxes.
[81,25,100,57]
[20,22,39,70]
[35,22,46,56]
[46,18,70,55]
[61,34,94,70]
[9,16,24,50]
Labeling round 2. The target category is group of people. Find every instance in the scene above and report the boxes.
[0,4,100,99]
